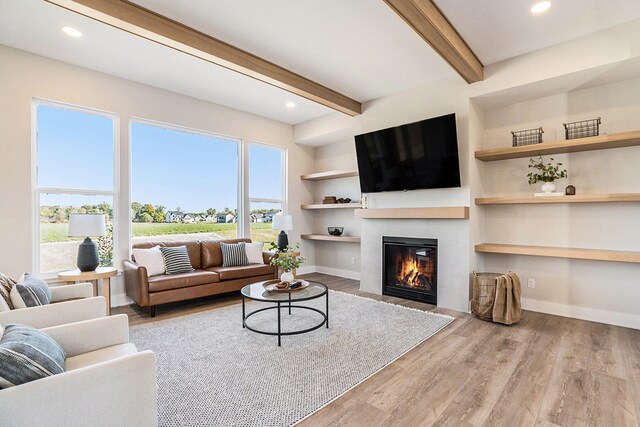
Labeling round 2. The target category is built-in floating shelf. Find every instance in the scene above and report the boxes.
[475,130,640,162]
[475,243,640,264]
[301,234,361,243]
[355,207,469,219]
[475,193,640,205]
[300,170,359,181]
[301,203,361,210]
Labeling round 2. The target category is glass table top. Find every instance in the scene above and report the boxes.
[241,280,327,302]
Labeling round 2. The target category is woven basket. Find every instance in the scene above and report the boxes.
[471,272,503,321]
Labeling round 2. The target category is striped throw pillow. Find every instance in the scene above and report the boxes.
[0,324,66,389]
[221,242,249,267]
[159,246,194,275]
[10,273,51,308]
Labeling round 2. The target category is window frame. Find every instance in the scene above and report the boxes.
[32,98,120,278]
[128,117,243,254]
[245,141,288,238]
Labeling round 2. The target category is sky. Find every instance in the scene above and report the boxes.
[37,104,283,213]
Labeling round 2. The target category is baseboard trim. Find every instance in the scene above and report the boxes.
[521,297,640,330]
[313,265,361,281]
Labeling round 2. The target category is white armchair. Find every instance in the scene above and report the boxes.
[0,315,157,427]
[0,282,106,329]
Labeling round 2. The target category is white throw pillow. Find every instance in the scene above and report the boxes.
[132,246,165,277]
[245,242,265,265]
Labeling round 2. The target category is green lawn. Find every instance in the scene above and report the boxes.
[40,222,277,244]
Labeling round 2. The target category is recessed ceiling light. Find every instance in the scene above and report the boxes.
[62,26,82,38]
[285,102,296,108]
[530,1,551,14]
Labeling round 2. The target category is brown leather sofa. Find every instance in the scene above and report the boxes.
[123,238,276,316]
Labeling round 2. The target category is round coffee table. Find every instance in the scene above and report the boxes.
[240,280,328,346]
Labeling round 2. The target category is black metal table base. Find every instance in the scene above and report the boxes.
[242,292,329,346]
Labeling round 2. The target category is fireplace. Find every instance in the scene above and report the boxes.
[383,236,437,304]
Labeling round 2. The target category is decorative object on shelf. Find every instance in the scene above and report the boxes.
[563,117,601,140]
[322,196,337,204]
[269,243,305,282]
[565,185,576,195]
[337,198,352,203]
[362,194,368,209]
[512,127,543,147]
[67,214,107,272]
[327,227,344,236]
[527,156,567,196]
[272,214,293,251]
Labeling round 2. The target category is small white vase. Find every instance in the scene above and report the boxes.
[541,182,556,193]
[281,271,294,282]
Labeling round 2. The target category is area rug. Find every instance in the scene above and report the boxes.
[129,290,454,426]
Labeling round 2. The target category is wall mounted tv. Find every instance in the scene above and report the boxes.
[354,113,460,193]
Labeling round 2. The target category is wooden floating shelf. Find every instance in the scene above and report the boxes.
[355,207,469,219]
[475,243,640,264]
[300,170,359,181]
[301,234,361,243]
[475,193,640,205]
[475,130,640,162]
[301,203,361,210]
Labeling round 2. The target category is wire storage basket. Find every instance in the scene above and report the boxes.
[563,117,601,140]
[511,127,543,147]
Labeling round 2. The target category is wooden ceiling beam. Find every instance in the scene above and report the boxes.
[45,0,362,116]
[384,0,484,83]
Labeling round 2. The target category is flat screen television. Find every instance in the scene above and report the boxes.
[354,113,460,193]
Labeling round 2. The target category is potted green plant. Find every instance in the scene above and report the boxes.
[527,156,567,194]
[269,243,305,282]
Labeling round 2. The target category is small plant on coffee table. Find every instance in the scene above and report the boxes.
[268,243,305,273]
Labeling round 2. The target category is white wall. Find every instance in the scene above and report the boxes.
[0,45,315,305]
[479,77,640,328]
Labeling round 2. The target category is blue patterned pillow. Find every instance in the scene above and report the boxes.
[0,324,65,388]
[10,273,51,309]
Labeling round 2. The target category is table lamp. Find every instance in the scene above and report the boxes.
[67,214,107,272]
[272,214,292,251]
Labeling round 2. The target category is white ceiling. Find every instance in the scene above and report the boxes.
[1,1,639,126]
[435,0,640,65]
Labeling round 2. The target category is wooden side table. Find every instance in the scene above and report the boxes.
[58,267,117,315]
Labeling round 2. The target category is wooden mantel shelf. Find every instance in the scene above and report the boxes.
[300,170,358,181]
[355,207,469,219]
[475,193,640,205]
[475,130,640,162]
[301,203,361,210]
[475,243,640,264]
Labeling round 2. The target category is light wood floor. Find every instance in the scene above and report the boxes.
[113,273,640,427]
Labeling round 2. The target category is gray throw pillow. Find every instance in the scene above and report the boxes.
[220,242,249,267]
[11,273,51,308]
[0,324,66,388]
[159,246,194,275]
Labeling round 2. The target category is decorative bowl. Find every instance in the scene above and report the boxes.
[328,227,344,236]
[337,198,352,204]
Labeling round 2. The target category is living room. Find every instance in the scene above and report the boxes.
[1,1,639,426]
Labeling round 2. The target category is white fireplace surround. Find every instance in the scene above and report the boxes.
[359,218,471,313]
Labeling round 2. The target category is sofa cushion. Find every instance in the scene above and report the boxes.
[206,264,274,281]
[220,242,249,267]
[147,270,219,292]
[66,343,138,371]
[245,242,265,264]
[133,241,201,269]
[159,246,194,275]
[132,246,165,276]
[201,239,251,269]
[0,324,65,388]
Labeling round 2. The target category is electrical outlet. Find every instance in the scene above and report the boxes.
[350,257,356,265]
[527,278,536,289]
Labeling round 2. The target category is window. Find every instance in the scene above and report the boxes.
[130,120,239,245]
[34,101,117,275]
[248,143,286,249]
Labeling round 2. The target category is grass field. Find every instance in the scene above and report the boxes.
[40,222,277,244]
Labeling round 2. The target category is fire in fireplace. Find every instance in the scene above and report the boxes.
[383,236,437,304]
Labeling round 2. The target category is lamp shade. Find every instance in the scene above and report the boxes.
[272,214,292,231]
[67,214,107,237]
